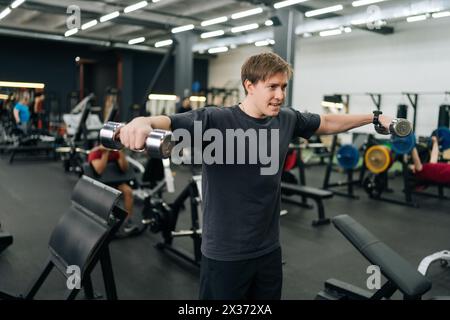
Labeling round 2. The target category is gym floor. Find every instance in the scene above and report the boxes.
[0,156,449,300]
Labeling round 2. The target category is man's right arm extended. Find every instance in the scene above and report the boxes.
[119,115,171,150]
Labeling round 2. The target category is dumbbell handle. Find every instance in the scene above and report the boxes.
[100,121,174,159]
[373,111,412,137]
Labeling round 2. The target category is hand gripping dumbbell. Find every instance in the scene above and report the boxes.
[373,110,412,137]
[100,121,175,159]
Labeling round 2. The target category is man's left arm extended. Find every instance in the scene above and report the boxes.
[315,113,392,135]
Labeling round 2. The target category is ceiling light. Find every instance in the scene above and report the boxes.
[255,40,270,47]
[128,37,145,45]
[432,11,450,18]
[171,24,195,33]
[201,16,228,27]
[190,96,206,102]
[155,39,173,47]
[344,27,352,33]
[352,0,386,7]
[11,0,26,9]
[305,5,343,17]
[0,94,8,100]
[274,0,309,10]
[0,7,12,20]
[208,46,228,54]
[149,94,177,101]
[303,32,312,37]
[406,14,427,22]
[0,81,45,89]
[65,28,78,37]
[100,11,120,23]
[231,23,259,33]
[265,20,274,26]
[124,1,148,13]
[201,30,225,39]
[81,19,98,30]
[231,8,263,20]
[319,29,342,37]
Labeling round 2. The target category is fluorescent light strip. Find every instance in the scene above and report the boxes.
[0,81,45,89]
[265,20,273,26]
[319,29,342,37]
[231,23,259,33]
[231,8,263,20]
[171,24,194,33]
[0,94,8,100]
[190,96,206,102]
[128,37,145,45]
[344,27,352,33]
[81,19,98,30]
[305,5,343,17]
[65,28,78,37]
[352,0,386,7]
[208,46,228,54]
[407,14,427,22]
[152,0,160,2]
[201,30,225,39]
[100,11,120,23]
[255,40,270,47]
[0,7,12,20]
[432,11,450,18]
[274,0,309,10]
[11,0,26,9]
[149,94,177,101]
[124,1,148,13]
[350,19,367,25]
[155,39,173,47]
[201,16,228,27]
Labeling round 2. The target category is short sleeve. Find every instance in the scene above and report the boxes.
[168,107,212,136]
[293,111,321,139]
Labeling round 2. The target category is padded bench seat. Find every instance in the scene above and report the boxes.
[332,214,432,299]
[281,182,333,226]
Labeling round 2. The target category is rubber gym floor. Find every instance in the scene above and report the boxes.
[0,156,449,300]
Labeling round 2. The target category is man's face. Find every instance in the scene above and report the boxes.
[246,72,288,117]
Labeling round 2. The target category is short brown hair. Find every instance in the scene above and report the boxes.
[241,52,293,95]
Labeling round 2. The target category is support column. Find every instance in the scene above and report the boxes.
[174,31,195,99]
[118,53,133,121]
[272,9,301,107]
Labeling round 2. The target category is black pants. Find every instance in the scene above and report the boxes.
[199,247,282,300]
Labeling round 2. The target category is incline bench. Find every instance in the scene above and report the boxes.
[281,182,333,226]
[316,214,432,300]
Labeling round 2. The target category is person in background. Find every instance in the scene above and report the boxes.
[88,144,140,237]
[176,96,192,114]
[13,91,31,134]
[410,136,450,186]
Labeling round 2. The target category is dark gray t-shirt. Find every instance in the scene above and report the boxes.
[169,105,321,261]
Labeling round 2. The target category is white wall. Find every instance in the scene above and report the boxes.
[208,17,450,136]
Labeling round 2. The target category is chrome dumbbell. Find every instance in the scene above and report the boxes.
[100,121,175,159]
[373,111,412,137]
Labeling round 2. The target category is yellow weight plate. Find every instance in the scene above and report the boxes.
[365,145,392,174]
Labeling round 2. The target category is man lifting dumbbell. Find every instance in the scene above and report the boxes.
[107,52,400,300]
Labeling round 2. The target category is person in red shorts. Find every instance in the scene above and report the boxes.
[410,136,450,185]
[88,144,140,236]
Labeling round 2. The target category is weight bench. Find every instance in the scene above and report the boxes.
[0,175,127,300]
[316,214,432,300]
[281,182,332,226]
[8,143,55,164]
